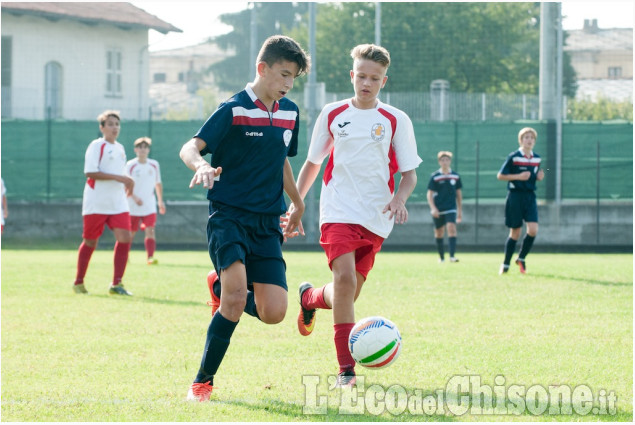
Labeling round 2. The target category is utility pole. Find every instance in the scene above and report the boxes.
[539,2,560,202]
[305,2,318,243]
[375,2,381,46]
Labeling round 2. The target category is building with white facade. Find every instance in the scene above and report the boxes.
[1,2,180,120]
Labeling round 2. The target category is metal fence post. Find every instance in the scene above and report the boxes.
[475,139,480,244]
[46,106,52,202]
[148,106,153,138]
[596,140,600,244]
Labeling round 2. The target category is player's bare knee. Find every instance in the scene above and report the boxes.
[222,289,247,313]
[259,305,286,324]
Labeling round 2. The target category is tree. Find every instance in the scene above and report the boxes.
[288,2,576,96]
[209,2,307,93]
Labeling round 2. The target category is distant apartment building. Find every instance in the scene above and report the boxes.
[148,41,234,119]
[565,19,633,101]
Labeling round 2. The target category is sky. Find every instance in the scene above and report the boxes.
[130,1,635,52]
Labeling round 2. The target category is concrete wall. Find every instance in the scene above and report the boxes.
[1,201,631,250]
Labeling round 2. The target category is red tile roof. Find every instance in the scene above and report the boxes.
[1,2,181,34]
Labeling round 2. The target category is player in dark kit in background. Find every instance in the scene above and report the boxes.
[427,151,462,263]
[497,127,545,275]
[179,35,310,402]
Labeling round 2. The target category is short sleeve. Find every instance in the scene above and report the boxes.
[195,102,234,156]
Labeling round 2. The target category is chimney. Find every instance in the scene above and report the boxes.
[583,19,599,33]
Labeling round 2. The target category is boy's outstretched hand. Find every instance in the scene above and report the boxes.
[190,164,222,189]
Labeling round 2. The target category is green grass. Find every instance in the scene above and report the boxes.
[1,249,632,421]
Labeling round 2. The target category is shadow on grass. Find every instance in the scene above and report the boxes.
[213,397,453,422]
[92,294,204,308]
[531,272,633,287]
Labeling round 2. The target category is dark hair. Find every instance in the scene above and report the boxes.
[257,35,310,77]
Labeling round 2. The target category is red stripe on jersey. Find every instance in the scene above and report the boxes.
[323,103,350,186]
[87,141,108,189]
[129,163,137,174]
[254,99,268,112]
[387,145,398,193]
[232,116,271,127]
[98,141,107,162]
[232,115,295,129]
[323,145,335,187]
[513,158,541,167]
[272,118,296,130]
[378,108,397,141]
[327,103,350,140]
[378,108,399,193]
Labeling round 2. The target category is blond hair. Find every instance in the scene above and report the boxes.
[437,151,453,160]
[518,127,537,144]
[134,137,152,147]
[350,44,391,68]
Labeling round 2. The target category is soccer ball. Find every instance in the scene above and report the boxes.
[348,316,402,369]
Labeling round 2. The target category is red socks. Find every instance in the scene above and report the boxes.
[334,323,355,372]
[74,242,95,285]
[302,286,330,310]
[112,242,130,285]
[144,237,156,258]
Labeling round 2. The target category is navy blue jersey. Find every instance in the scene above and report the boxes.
[499,149,542,191]
[195,85,299,216]
[427,169,462,213]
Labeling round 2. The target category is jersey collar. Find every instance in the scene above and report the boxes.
[245,84,279,112]
[518,148,533,158]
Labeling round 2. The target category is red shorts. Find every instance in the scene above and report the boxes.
[82,212,131,239]
[130,213,157,232]
[319,223,385,279]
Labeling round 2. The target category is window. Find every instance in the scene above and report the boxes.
[153,73,166,83]
[45,62,63,118]
[178,72,184,82]
[106,49,122,96]
[2,36,12,117]
[608,67,622,79]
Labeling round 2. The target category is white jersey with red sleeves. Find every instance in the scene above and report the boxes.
[82,138,129,215]
[308,99,422,238]
[126,158,161,216]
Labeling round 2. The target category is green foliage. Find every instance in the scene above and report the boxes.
[285,2,577,96]
[209,2,308,93]
[567,95,634,121]
[1,250,632,421]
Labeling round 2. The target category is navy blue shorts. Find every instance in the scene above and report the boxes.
[433,212,457,229]
[207,203,287,291]
[505,191,538,228]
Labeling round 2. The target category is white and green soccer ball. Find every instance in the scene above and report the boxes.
[348,316,402,368]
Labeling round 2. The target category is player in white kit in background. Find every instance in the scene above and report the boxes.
[126,137,166,265]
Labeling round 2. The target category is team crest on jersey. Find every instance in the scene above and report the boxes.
[450,179,456,185]
[283,129,293,146]
[371,123,385,141]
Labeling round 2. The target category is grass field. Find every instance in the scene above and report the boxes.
[1,249,632,422]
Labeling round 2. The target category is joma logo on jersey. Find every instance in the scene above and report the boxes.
[245,131,264,137]
[371,123,385,141]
